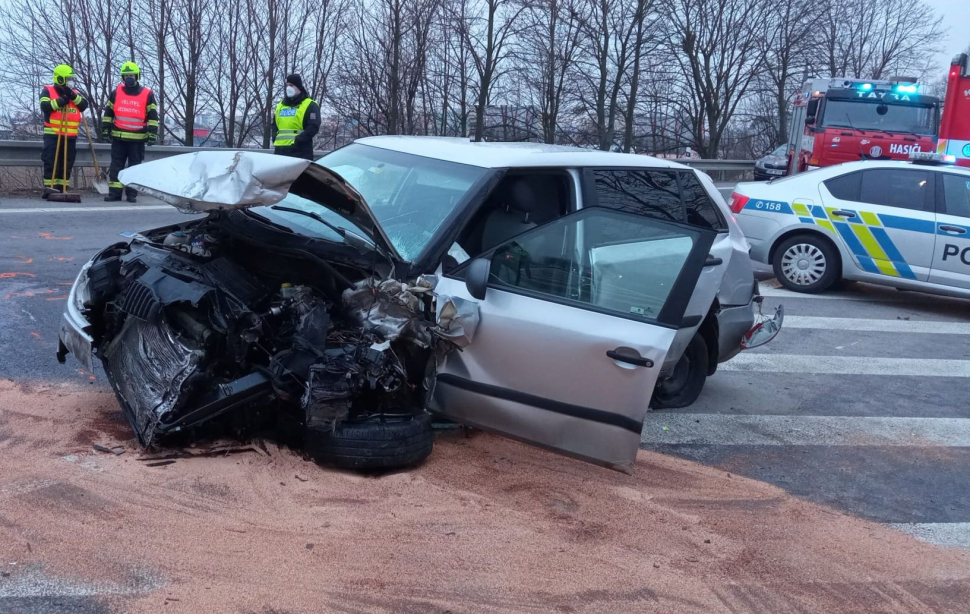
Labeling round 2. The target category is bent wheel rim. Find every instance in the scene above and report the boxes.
[781,243,826,286]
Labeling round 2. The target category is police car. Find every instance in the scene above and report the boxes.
[730,152,970,297]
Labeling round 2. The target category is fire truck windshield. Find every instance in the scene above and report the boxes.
[821,99,938,137]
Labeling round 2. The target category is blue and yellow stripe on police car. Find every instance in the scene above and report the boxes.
[751,199,918,280]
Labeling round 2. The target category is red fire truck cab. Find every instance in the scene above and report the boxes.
[937,53,970,168]
[787,77,941,176]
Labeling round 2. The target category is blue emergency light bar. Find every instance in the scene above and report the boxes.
[896,84,918,94]
[859,83,873,91]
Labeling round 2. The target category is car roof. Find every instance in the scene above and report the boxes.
[812,159,970,178]
[354,136,692,170]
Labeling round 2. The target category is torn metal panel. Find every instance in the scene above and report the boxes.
[435,295,480,348]
[103,316,204,446]
[118,150,311,212]
[119,151,403,262]
[341,278,434,346]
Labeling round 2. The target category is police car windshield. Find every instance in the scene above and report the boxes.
[821,99,938,137]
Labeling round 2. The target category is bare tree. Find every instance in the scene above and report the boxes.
[456,0,525,141]
[661,0,769,157]
[819,0,944,80]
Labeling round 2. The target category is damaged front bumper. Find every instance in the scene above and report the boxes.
[57,259,96,373]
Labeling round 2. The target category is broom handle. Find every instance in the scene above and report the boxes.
[62,126,68,193]
[51,129,62,191]
[80,113,103,179]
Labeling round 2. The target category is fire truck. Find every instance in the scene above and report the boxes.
[937,53,970,168]
[786,77,941,176]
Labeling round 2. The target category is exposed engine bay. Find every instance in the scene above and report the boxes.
[60,211,472,449]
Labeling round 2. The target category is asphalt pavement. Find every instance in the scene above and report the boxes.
[642,279,970,549]
[1,191,969,558]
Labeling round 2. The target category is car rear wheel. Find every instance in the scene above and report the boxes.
[305,412,434,470]
[773,234,839,293]
[651,334,708,409]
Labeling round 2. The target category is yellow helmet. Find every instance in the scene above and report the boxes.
[120,61,140,79]
[53,64,75,86]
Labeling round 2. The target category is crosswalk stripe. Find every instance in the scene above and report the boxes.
[888,523,970,549]
[719,354,970,377]
[783,316,970,335]
[641,415,970,447]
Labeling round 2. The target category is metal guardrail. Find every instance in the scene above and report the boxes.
[0,139,754,172]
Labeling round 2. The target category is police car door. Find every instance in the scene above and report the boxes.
[929,172,970,289]
[819,167,936,281]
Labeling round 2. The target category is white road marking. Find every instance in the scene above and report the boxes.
[641,415,970,447]
[758,280,969,305]
[784,316,970,335]
[0,205,172,213]
[719,354,970,377]
[760,284,909,301]
[889,523,970,549]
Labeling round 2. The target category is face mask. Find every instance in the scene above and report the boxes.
[65,79,75,89]
[285,85,299,98]
[124,76,136,87]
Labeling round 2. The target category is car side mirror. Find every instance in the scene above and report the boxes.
[465,257,491,300]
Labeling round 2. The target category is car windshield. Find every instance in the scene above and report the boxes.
[252,143,488,261]
[770,145,787,157]
[821,99,938,136]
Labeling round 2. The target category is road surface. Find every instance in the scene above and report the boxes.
[1,194,969,611]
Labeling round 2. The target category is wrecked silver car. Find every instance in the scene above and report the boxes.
[59,140,779,472]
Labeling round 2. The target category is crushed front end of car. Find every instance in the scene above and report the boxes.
[57,152,477,468]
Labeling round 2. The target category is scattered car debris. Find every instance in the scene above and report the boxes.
[92,444,125,455]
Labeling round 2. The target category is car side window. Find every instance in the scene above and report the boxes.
[680,171,727,230]
[941,174,970,219]
[591,169,683,223]
[487,208,701,323]
[823,172,861,201]
[858,169,930,211]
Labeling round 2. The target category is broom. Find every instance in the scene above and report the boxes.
[48,122,82,203]
[80,113,109,195]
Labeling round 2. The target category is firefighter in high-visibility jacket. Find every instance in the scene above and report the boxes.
[39,64,88,199]
[273,74,320,160]
[101,62,159,202]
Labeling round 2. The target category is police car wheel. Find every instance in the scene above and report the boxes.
[651,334,708,410]
[773,234,839,293]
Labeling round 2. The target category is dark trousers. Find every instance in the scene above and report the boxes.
[109,139,146,198]
[41,134,77,189]
[273,144,314,160]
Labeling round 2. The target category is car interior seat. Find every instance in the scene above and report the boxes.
[480,178,541,251]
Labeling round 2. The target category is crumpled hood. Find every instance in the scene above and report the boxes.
[119,150,311,210]
[119,150,402,262]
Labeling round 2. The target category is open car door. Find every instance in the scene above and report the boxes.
[431,208,719,471]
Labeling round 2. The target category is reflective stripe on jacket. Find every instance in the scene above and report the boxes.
[43,85,80,137]
[274,98,313,147]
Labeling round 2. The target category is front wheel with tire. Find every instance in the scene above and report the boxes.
[651,334,708,409]
[773,234,839,293]
[305,412,434,470]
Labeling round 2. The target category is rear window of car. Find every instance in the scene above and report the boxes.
[823,172,862,201]
[859,169,930,211]
[590,169,726,231]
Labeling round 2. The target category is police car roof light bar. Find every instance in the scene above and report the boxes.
[909,151,955,165]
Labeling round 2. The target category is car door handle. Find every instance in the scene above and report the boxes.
[939,225,967,234]
[607,349,654,368]
[704,254,723,267]
[831,210,856,218]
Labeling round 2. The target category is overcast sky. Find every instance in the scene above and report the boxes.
[932,0,970,69]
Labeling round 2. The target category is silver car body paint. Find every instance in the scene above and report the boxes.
[430,276,678,472]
